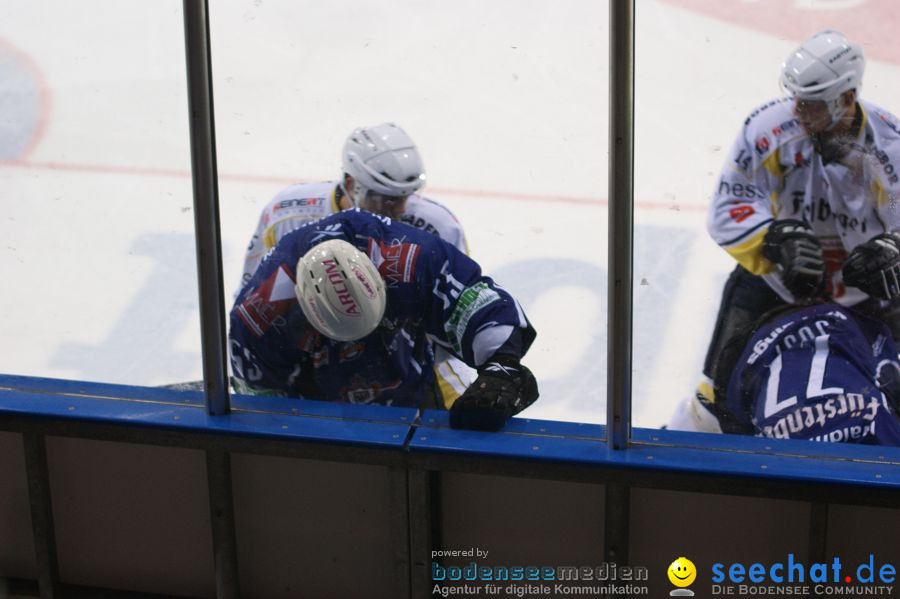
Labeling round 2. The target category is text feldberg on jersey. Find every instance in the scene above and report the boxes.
[708,98,900,305]
[241,181,469,288]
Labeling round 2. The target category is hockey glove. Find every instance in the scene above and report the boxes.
[449,356,539,432]
[762,220,825,299]
[876,360,900,416]
[842,232,900,300]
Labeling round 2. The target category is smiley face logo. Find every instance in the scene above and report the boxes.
[668,557,696,587]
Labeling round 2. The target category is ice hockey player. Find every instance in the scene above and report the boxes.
[229,209,539,431]
[674,30,900,430]
[712,301,900,447]
[240,122,467,286]
[240,122,474,406]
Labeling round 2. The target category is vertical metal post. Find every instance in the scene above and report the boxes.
[206,449,240,599]
[183,0,231,415]
[388,467,411,598]
[603,483,630,598]
[607,0,635,450]
[23,433,60,599]
[408,470,435,598]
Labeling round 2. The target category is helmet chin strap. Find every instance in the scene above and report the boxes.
[340,176,368,208]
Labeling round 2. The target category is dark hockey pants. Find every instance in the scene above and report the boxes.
[702,265,786,393]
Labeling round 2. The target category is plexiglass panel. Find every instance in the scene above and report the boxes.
[0,1,200,386]
[213,1,608,423]
[635,1,900,446]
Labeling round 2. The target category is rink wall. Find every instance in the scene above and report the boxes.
[0,373,898,599]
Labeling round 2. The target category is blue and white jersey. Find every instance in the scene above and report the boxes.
[229,209,534,407]
[725,303,900,446]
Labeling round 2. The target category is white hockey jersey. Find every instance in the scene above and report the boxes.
[239,180,474,406]
[241,181,469,288]
[708,98,900,304]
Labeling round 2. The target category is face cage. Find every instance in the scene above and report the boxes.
[345,178,409,210]
[360,190,409,214]
[790,94,851,132]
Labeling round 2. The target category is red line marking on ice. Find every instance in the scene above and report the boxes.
[660,0,900,66]
[0,158,708,213]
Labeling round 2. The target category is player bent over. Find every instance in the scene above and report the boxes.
[714,302,900,447]
[240,122,475,408]
[673,30,900,431]
[229,209,539,431]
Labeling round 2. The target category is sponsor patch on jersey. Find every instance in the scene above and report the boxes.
[754,135,770,155]
[311,345,329,368]
[821,244,849,298]
[367,239,420,286]
[273,197,323,211]
[771,119,798,138]
[400,214,439,236]
[760,393,880,441]
[729,204,755,223]
[236,265,296,337]
[339,374,402,405]
[339,341,364,362]
[443,282,502,356]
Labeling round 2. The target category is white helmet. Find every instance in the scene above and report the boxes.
[340,122,426,206]
[780,30,864,122]
[294,239,386,341]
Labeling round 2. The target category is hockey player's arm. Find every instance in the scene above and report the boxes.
[229,230,326,398]
[707,128,780,275]
[229,306,308,397]
[422,243,538,430]
[239,208,273,291]
[448,330,540,431]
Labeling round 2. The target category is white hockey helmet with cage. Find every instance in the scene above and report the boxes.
[294,239,386,342]
[340,122,426,206]
[780,30,864,123]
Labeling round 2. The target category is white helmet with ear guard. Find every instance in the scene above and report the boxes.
[340,122,426,206]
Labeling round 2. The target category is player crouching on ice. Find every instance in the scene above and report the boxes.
[701,299,900,447]
[228,209,539,431]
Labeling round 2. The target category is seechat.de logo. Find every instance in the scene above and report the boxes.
[668,557,696,596]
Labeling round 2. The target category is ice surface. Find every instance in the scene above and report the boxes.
[1,0,898,427]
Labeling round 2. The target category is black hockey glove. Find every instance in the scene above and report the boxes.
[762,220,826,299]
[842,232,900,300]
[876,360,900,416]
[449,356,539,432]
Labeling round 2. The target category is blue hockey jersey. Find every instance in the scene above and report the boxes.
[229,209,535,407]
[725,303,900,446]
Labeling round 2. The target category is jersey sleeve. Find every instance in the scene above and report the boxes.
[229,263,311,396]
[401,196,471,255]
[707,114,782,275]
[415,238,536,367]
[438,207,470,255]
[239,206,272,291]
